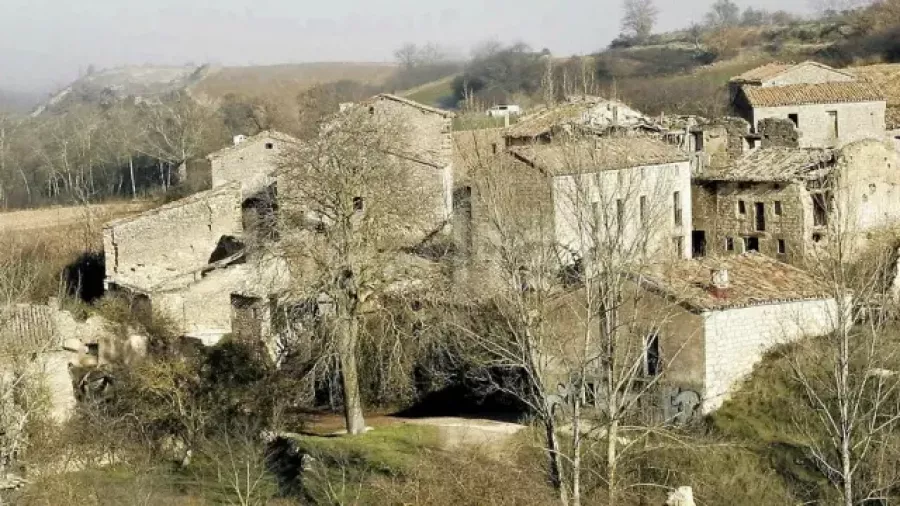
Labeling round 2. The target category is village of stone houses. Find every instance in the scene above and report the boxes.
[17,2,900,505]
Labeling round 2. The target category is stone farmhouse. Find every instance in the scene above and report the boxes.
[463,136,693,294]
[730,61,886,148]
[636,253,837,413]
[103,95,455,344]
[692,140,900,263]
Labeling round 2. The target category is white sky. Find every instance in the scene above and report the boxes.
[0,0,815,93]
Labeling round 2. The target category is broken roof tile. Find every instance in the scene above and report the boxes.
[510,137,689,175]
[641,253,831,312]
[695,147,836,183]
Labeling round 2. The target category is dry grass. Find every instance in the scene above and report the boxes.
[0,200,150,234]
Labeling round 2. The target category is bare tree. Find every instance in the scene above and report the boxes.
[277,106,438,435]
[394,43,420,70]
[459,137,694,505]
[139,92,226,191]
[789,173,900,506]
[705,0,740,28]
[621,0,659,41]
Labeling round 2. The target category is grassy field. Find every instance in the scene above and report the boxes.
[0,201,150,233]
[402,75,457,108]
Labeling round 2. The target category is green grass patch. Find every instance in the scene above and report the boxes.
[288,423,441,477]
[403,75,457,108]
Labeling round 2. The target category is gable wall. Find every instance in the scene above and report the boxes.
[210,135,285,196]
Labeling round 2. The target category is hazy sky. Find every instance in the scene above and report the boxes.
[0,0,813,93]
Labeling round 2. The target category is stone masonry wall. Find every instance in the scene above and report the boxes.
[692,181,809,265]
[702,298,838,412]
[210,134,287,196]
[753,101,885,148]
[372,97,454,227]
[553,161,694,261]
[103,183,243,291]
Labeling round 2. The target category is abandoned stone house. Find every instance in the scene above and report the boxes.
[635,253,837,413]
[104,95,455,344]
[541,252,836,417]
[692,139,900,263]
[730,61,886,149]
[360,94,456,228]
[463,137,693,293]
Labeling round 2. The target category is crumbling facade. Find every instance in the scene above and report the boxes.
[692,139,900,264]
[208,131,295,197]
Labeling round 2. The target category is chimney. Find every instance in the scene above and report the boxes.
[710,268,730,299]
[233,134,247,146]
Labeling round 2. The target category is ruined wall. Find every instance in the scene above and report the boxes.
[699,118,751,168]
[103,183,243,291]
[154,265,249,342]
[758,117,800,148]
[691,181,808,265]
[702,297,838,412]
[835,139,900,232]
[752,101,885,148]
[210,134,287,196]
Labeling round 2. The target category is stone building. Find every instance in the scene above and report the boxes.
[730,61,886,148]
[635,253,837,413]
[692,139,900,263]
[466,137,693,290]
[361,94,455,228]
[208,130,296,197]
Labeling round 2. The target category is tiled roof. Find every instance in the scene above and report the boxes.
[850,63,900,107]
[0,304,56,351]
[371,93,455,118]
[207,130,298,160]
[696,147,836,182]
[741,81,884,107]
[641,253,831,312]
[510,137,689,175]
[730,62,794,84]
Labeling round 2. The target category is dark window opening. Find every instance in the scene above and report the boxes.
[265,142,274,150]
[745,237,759,252]
[788,113,799,127]
[827,110,838,140]
[86,343,100,358]
[738,200,746,215]
[812,193,829,227]
[645,333,660,377]
[774,201,782,216]
[491,143,498,154]
[813,232,823,243]
[692,231,707,258]
[725,237,735,252]
[755,202,766,231]
[777,239,787,255]
[693,132,704,152]
[368,106,375,114]
[353,196,364,211]
[673,191,683,227]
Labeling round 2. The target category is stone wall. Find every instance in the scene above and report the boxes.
[702,298,838,412]
[210,133,288,196]
[552,161,694,261]
[692,181,808,265]
[835,139,900,232]
[758,117,800,148]
[372,97,454,227]
[103,183,243,291]
[752,101,885,148]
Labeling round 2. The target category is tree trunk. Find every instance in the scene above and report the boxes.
[572,396,583,506]
[338,315,366,435]
[607,417,619,506]
[129,156,137,199]
[544,415,570,505]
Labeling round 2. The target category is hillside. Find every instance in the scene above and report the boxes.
[0,88,43,114]
[30,61,402,116]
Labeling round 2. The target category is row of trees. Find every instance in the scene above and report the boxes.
[0,95,227,208]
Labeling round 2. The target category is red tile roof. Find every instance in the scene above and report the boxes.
[742,81,884,107]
